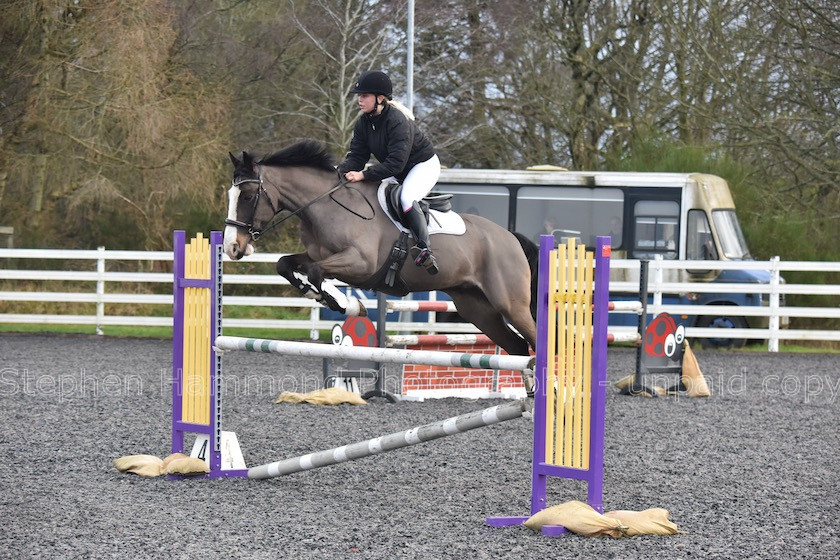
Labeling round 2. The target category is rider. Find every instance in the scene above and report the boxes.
[337,70,441,274]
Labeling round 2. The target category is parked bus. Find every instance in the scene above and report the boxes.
[433,168,780,347]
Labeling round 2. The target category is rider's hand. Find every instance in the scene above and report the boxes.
[344,171,365,182]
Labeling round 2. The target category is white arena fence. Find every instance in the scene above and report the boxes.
[1,246,839,352]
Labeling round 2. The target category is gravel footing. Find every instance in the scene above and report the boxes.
[1,334,837,559]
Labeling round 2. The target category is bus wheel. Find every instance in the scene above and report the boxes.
[696,315,747,349]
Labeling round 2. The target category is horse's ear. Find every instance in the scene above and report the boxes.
[242,151,253,166]
[229,152,241,167]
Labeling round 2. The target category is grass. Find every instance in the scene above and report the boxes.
[0,323,835,353]
[0,323,330,342]
[737,341,839,354]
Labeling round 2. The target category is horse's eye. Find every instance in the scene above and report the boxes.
[242,193,255,201]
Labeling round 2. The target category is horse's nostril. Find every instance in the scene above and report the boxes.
[226,243,242,259]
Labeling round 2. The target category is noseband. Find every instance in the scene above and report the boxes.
[225,165,359,242]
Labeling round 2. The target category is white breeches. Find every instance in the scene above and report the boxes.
[399,154,441,212]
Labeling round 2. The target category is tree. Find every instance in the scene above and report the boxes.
[728,0,839,213]
[271,0,406,155]
[0,0,836,260]
[414,0,541,167]
[0,0,231,249]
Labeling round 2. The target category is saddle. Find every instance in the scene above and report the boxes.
[384,182,453,227]
[357,183,453,294]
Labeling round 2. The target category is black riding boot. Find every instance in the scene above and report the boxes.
[404,202,439,275]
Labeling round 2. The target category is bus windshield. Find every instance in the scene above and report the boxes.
[713,210,751,259]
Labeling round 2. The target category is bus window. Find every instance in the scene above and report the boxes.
[687,209,717,260]
[516,187,623,246]
[713,209,751,259]
[632,200,678,259]
[435,185,510,229]
[607,215,622,248]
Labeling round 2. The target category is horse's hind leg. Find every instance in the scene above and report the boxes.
[495,298,537,352]
[473,266,537,351]
[446,288,531,356]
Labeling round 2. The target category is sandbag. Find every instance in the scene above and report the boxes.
[681,341,710,397]
[524,500,625,538]
[613,374,635,391]
[613,374,665,396]
[163,456,210,476]
[112,454,164,477]
[275,387,367,406]
[161,452,190,471]
[524,501,681,538]
[604,508,680,536]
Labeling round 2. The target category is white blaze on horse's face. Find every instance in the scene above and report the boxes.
[223,185,255,259]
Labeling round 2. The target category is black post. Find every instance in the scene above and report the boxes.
[360,291,397,402]
[620,260,658,396]
[634,260,649,386]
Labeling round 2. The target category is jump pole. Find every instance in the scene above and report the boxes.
[215,335,532,372]
[248,399,527,479]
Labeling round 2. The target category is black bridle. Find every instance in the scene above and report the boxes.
[224,166,272,240]
[224,165,367,241]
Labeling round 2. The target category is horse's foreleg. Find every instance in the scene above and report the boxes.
[277,254,366,317]
[298,246,377,316]
[277,254,319,298]
[304,261,367,317]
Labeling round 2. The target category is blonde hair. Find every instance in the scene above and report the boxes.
[387,99,415,121]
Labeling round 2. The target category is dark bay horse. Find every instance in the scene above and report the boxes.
[223,140,537,356]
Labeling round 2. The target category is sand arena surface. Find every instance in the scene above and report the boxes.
[0,334,837,559]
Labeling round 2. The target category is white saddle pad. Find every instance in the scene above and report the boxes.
[377,180,466,236]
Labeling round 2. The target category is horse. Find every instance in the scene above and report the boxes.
[223,140,537,356]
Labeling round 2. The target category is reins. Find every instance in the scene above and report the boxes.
[225,167,374,241]
[329,179,376,220]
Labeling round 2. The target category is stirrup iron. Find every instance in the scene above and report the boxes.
[410,246,439,275]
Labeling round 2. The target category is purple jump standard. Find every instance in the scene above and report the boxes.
[486,235,610,536]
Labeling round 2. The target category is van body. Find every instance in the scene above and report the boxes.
[432,169,779,347]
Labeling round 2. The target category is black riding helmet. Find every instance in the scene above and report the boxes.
[351,70,393,100]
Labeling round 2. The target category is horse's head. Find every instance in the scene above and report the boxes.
[224,151,277,259]
[224,140,339,259]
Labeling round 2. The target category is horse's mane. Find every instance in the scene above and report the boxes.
[258,140,336,172]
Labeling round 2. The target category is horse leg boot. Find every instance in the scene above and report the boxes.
[276,254,365,316]
[405,201,439,275]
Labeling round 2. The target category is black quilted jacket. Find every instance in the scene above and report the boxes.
[338,103,436,183]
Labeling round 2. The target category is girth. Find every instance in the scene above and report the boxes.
[356,231,411,295]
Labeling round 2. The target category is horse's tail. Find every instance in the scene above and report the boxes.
[512,232,539,321]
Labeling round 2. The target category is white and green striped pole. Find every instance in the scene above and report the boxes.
[248,399,528,480]
[215,335,534,372]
